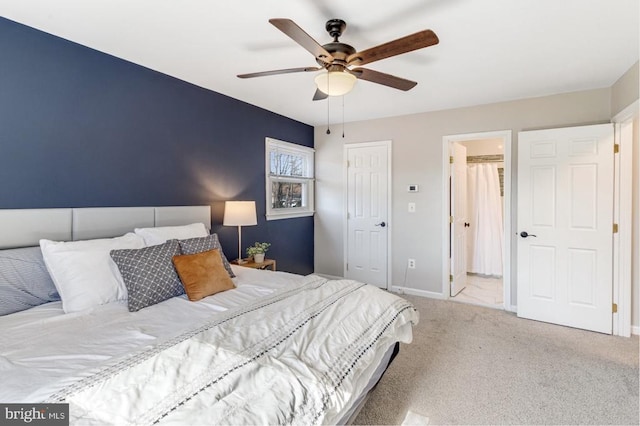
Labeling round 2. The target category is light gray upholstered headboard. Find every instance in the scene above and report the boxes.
[0,206,211,249]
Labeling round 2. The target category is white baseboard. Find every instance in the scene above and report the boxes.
[391,284,638,337]
[391,285,519,313]
[390,286,446,300]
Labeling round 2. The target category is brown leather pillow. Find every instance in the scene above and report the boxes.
[172,248,236,301]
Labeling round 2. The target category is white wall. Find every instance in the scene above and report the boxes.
[315,88,612,306]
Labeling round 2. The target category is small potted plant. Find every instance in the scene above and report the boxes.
[246,242,271,263]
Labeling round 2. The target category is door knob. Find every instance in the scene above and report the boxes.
[520,231,537,238]
[375,221,386,227]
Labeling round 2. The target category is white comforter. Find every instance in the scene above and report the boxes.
[1,267,417,425]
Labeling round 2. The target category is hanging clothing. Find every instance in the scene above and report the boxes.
[467,163,503,276]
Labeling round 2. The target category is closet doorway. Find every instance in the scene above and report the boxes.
[442,131,512,311]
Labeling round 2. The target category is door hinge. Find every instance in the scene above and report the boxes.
[613,223,618,233]
[346,263,349,271]
[449,274,453,282]
[612,303,618,313]
[449,156,454,164]
[449,216,453,224]
[614,144,619,154]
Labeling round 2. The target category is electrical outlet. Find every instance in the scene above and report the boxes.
[408,258,416,269]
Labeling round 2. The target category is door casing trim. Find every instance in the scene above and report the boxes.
[612,100,638,337]
[442,130,513,311]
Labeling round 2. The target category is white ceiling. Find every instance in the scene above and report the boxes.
[1,0,638,126]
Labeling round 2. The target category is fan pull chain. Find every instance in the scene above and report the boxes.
[326,96,331,134]
[326,73,331,134]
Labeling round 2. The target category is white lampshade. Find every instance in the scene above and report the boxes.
[314,71,357,96]
[223,201,257,263]
[223,201,257,226]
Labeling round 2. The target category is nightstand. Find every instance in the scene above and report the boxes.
[232,258,276,271]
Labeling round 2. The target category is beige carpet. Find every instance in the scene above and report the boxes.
[354,295,639,425]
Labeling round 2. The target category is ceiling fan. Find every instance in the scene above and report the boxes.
[238,18,439,100]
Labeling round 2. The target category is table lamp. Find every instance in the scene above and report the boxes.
[223,201,257,264]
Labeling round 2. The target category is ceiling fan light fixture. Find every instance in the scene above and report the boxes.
[314,71,356,96]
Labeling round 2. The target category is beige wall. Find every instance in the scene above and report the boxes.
[611,61,639,117]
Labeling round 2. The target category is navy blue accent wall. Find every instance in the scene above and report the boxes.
[0,17,314,275]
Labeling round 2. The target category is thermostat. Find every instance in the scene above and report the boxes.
[408,184,419,192]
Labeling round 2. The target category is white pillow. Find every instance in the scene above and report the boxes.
[134,222,208,246]
[39,233,146,313]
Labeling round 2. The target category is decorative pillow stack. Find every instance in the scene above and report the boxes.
[112,228,238,311]
[37,223,238,314]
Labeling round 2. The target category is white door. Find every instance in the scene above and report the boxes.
[450,142,468,296]
[346,142,390,288]
[517,124,614,334]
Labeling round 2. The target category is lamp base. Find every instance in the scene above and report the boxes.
[236,258,248,264]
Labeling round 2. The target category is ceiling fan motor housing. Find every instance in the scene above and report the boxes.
[316,19,356,67]
[326,19,347,40]
[317,42,355,66]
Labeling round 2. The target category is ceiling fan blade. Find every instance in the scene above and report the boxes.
[350,68,417,91]
[312,88,329,101]
[269,18,334,63]
[347,30,439,66]
[238,66,322,79]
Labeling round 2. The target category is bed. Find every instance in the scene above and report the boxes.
[0,206,418,425]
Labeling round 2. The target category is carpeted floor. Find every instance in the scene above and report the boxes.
[354,295,640,425]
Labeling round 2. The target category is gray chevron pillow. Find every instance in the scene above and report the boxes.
[110,239,183,312]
